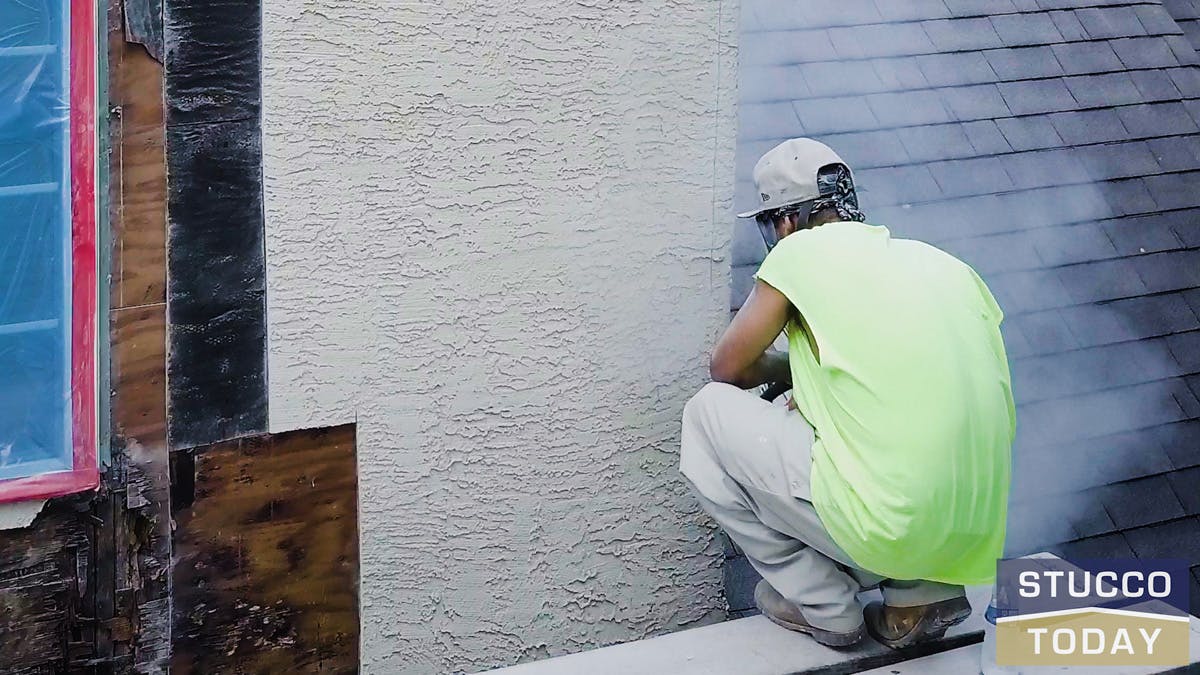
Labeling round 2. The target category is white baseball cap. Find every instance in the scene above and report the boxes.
[737,138,853,218]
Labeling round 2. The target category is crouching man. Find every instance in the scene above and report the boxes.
[681,138,1015,648]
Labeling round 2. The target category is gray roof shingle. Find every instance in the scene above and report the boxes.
[1104,211,1189,254]
[729,1,1200,593]
[1075,6,1146,40]
[1111,35,1181,68]
[872,57,930,90]
[872,0,952,23]
[1048,107,1128,144]
[922,17,1006,51]
[1131,68,1185,99]
[940,83,1013,120]
[917,51,999,87]
[1136,5,1187,37]
[991,11,1066,45]
[998,78,1079,115]
[997,114,1067,150]
[962,118,1014,153]
[1077,141,1162,181]
[985,45,1065,79]
[1064,72,1143,107]
[944,0,1021,16]
[1099,475,1188,530]
[1169,66,1200,96]
[1028,220,1118,265]
[829,23,936,59]
[1049,8,1090,40]
[896,123,977,162]
[1168,330,1200,372]
[1052,40,1124,73]
[866,90,955,127]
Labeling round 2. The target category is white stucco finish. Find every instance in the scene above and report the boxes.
[262,2,738,672]
[0,500,45,530]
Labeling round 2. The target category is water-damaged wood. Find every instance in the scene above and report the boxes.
[171,425,359,674]
[108,0,173,668]
[0,505,91,673]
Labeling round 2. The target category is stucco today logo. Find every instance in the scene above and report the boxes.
[995,556,1191,667]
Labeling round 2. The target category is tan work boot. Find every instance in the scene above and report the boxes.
[863,597,972,649]
[753,580,865,648]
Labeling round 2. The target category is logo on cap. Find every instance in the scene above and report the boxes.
[760,192,770,203]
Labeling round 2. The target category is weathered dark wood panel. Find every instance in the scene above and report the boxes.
[0,507,91,674]
[162,0,267,449]
[171,425,359,674]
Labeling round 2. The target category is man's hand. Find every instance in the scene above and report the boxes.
[710,279,793,389]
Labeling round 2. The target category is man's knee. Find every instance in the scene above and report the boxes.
[680,382,737,474]
[683,381,740,428]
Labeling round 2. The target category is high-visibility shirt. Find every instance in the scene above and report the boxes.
[755,221,1015,584]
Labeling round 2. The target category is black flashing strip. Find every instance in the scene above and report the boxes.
[163,0,267,449]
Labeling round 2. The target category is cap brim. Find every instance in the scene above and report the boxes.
[736,197,816,219]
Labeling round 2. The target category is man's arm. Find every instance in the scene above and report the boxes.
[710,279,792,389]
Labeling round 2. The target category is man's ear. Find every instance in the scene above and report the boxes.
[783,212,803,235]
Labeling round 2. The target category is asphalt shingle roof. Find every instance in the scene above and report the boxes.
[730,0,1200,617]
[1163,0,1200,51]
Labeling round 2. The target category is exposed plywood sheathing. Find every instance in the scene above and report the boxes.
[109,0,173,663]
[170,425,359,674]
[262,1,739,670]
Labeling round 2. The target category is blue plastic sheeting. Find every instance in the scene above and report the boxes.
[0,0,73,480]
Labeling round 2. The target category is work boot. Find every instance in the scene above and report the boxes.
[863,596,972,649]
[754,580,865,648]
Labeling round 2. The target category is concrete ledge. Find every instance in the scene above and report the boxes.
[480,587,991,675]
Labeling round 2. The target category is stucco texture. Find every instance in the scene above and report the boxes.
[261,1,738,672]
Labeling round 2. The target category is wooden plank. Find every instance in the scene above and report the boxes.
[171,425,359,674]
[110,39,167,310]
[106,1,173,669]
[111,305,167,447]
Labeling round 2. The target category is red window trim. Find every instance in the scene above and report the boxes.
[0,0,99,504]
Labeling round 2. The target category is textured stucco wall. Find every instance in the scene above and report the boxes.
[262,2,738,672]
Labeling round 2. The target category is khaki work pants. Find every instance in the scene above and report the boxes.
[679,382,965,632]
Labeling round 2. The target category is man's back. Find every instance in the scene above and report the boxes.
[755,221,1015,585]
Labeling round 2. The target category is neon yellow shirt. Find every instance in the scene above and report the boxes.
[755,221,1014,585]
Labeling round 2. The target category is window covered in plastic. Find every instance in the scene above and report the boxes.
[0,0,98,500]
